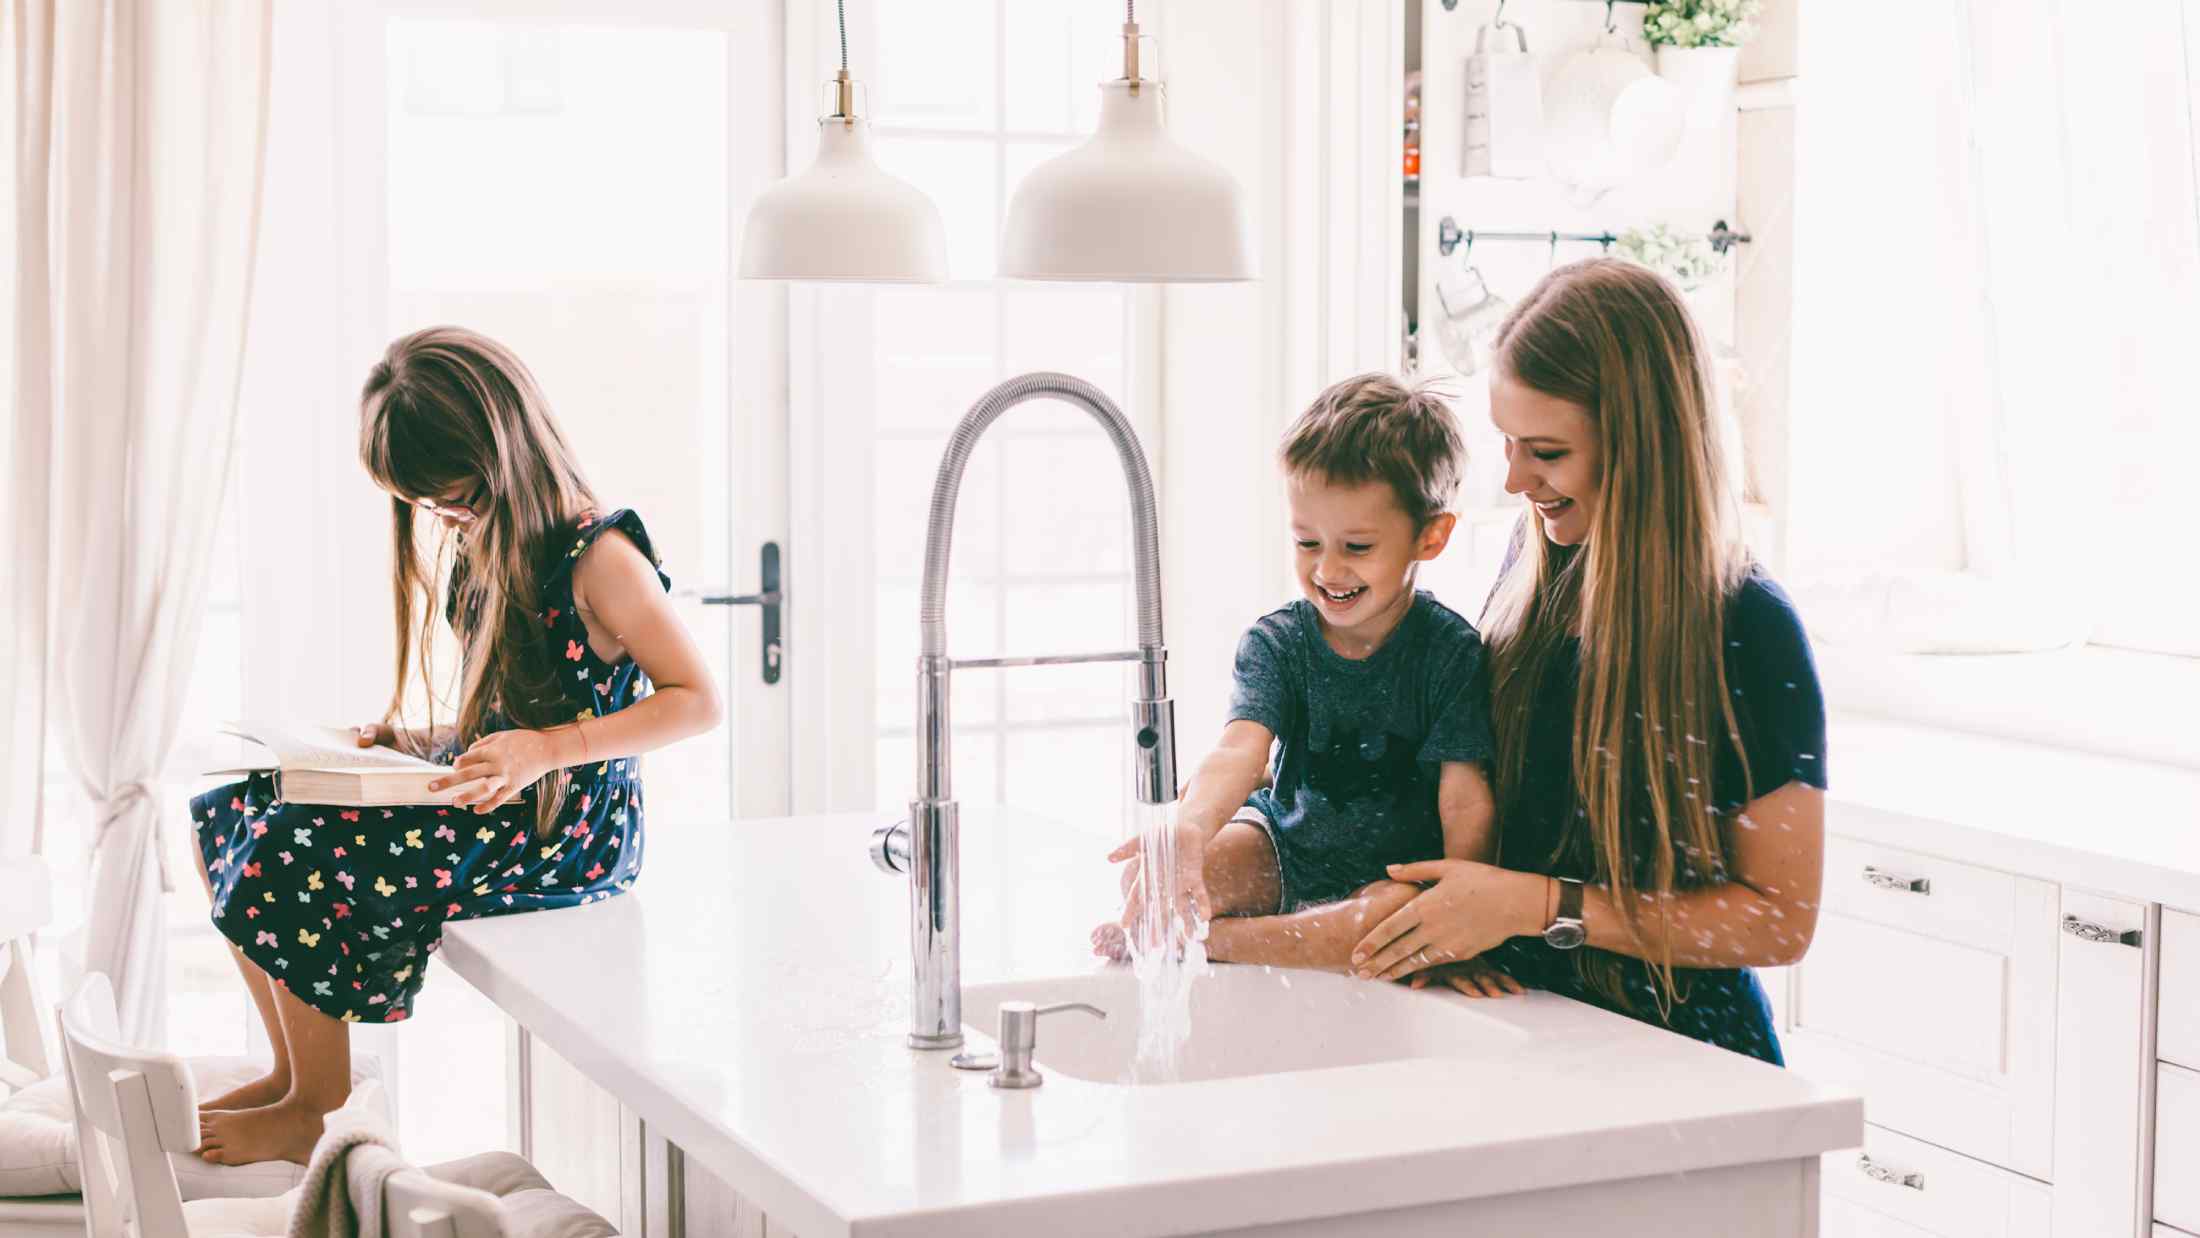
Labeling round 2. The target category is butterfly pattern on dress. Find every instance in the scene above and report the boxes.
[192,509,670,1023]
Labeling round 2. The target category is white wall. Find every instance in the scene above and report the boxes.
[1155,0,1405,750]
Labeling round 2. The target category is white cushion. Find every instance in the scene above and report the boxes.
[182,1189,298,1238]
[0,1053,384,1200]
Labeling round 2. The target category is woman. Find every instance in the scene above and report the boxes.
[1349,260,1826,1064]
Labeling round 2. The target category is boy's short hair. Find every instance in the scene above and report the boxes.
[1280,373,1465,529]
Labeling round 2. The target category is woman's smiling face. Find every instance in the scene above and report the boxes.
[1490,370,1601,547]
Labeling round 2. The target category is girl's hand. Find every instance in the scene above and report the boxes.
[1407,957,1527,998]
[355,723,398,748]
[1351,859,1543,982]
[1107,821,1211,954]
[431,730,559,813]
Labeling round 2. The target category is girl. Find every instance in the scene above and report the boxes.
[191,326,722,1164]
[1347,260,1826,1064]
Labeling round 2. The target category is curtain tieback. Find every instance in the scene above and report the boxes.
[93,781,176,894]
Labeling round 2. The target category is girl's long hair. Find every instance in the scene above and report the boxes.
[1479,260,1751,1014]
[359,326,599,839]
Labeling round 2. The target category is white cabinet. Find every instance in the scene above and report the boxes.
[1821,1124,2051,1238]
[2157,1062,2200,1234]
[2160,909,2200,1071]
[1787,830,2059,1177]
[2050,890,2151,1238]
[1799,817,2167,1238]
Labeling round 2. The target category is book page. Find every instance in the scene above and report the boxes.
[222,721,449,773]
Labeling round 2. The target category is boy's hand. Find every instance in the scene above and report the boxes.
[1407,957,1526,997]
[431,730,558,813]
[1107,820,1212,955]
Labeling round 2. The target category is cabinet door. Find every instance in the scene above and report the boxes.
[1785,831,2058,1177]
[2050,890,2151,1238]
[2158,1062,2200,1234]
[1820,1124,2051,1238]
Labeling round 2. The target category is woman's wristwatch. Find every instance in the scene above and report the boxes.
[1542,877,1587,950]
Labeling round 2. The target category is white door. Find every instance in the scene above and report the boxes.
[323,0,790,1206]
[785,0,1162,849]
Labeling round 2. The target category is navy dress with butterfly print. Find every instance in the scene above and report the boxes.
[191,509,668,1023]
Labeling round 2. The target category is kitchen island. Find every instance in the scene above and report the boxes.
[439,806,1860,1237]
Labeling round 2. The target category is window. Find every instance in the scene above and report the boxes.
[1785,0,2200,660]
[839,1,1156,837]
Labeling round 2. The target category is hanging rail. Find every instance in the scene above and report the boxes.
[1437,216,1753,258]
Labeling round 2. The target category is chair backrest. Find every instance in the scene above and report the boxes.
[0,856,59,1091]
[58,973,198,1238]
[386,1169,510,1238]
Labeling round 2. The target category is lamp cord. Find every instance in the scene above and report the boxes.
[837,0,848,73]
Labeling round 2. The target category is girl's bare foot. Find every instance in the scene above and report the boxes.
[196,1099,330,1166]
[197,1071,290,1115]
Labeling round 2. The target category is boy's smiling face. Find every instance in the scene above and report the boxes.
[1287,472,1455,654]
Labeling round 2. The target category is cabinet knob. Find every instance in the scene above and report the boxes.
[1861,866,1930,895]
[2061,914,2142,948]
[1857,1154,1925,1191]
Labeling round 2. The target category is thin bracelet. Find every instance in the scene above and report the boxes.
[573,717,591,763]
[1545,875,1556,926]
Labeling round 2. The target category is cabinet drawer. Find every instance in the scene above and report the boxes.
[2160,1062,2200,1234]
[2161,909,2200,1070]
[1821,1124,2050,1238]
[1788,834,2058,1178]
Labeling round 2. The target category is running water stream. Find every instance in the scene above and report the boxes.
[1124,801,1210,1082]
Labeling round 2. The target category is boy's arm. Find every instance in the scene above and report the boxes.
[1178,720,1276,842]
[1204,763,1498,972]
[1437,760,1496,862]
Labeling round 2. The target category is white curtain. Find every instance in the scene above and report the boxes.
[5,0,274,1042]
[1786,0,2200,656]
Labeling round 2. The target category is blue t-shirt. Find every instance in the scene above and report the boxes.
[1497,566,1828,882]
[1227,591,1496,906]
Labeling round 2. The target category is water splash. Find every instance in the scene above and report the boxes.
[1124,800,1209,1082]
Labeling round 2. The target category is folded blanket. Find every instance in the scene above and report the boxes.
[284,1082,400,1238]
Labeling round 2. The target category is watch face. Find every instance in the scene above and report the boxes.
[1544,922,1587,950]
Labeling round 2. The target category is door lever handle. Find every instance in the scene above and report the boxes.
[693,542,783,685]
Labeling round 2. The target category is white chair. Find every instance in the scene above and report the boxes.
[57,973,291,1238]
[376,1151,617,1238]
[386,1169,512,1238]
[0,856,60,1093]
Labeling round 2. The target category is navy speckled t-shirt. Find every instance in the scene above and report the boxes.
[1227,591,1496,908]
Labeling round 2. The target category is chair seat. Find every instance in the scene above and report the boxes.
[181,1189,297,1238]
[0,1052,386,1201]
[0,1194,88,1237]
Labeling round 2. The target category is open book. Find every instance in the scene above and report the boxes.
[211,721,458,808]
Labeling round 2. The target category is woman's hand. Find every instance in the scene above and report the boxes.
[430,730,561,813]
[1407,957,1527,998]
[354,723,398,748]
[1351,859,1544,982]
[1107,820,1211,954]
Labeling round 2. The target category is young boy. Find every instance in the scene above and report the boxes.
[1097,373,1516,987]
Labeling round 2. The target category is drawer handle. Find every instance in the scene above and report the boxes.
[2061,915,2142,948]
[1862,866,1929,895]
[1857,1154,1925,1191]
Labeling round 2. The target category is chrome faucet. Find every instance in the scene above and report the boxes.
[870,372,1179,1052]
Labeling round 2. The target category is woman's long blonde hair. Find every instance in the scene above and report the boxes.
[1480,260,1751,1013]
[359,326,599,838]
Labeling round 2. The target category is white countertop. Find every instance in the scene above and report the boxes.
[1829,715,2200,911]
[440,805,1859,1238]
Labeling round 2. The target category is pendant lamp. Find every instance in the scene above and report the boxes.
[999,3,1254,282]
[739,2,947,283]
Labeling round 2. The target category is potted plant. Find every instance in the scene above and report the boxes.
[1614,223,1723,292]
[1641,0,1762,121]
